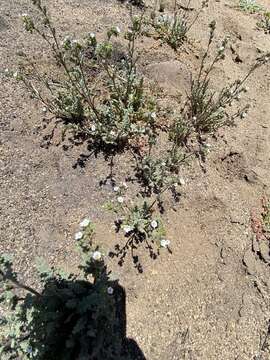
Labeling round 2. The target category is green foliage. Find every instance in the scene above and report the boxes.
[7,1,270,272]
[108,194,170,270]
[238,0,263,13]
[186,21,269,138]
[151,0,207,50]
[120,200,166,242]
[134,148,186,195]
[262,198,270,233]
[257,11,270,33]
[14,3,157,150]
[0,221,125,360]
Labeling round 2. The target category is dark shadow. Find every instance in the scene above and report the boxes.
[117,0,145,8]
[39,278,147,360]
[0,265,146,360]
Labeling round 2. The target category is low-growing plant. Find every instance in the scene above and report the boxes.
[185,20,269,140]
[262,197,270,233]
[0,219,136,360]
[238,0,263,13]
[151,0,208,50]
[134,147,187,196]
[106,190,171,270]
[257,11,270,33]
[10,0,158,150]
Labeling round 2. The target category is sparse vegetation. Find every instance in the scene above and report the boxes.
[262,197,270,233]
[2,0,270,357]
[151,0,208,50]
[5,0,269,265]
[13,2,157,151]
[185,21,269,141]
[238,0,263,13]
[257,11,270,33]
[107,193,168,271]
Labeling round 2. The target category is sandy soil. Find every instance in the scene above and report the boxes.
[1,0,270,359]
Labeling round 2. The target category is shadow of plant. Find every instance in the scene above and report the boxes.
[0,242,146,360]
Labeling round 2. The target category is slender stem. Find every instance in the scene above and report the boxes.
[0,270,41,297]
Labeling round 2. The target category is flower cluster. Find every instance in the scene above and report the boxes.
[74,218,104,263]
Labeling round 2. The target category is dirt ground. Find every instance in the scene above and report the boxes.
[1,0,270,359]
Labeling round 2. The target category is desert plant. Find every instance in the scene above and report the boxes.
[10,1,157,150]
[238,0,263,13]
[257,11,270,33]
[262,197,270,233]
[186,20,269,139]
[0,219,127,360]
[133,146,187,196]
[152,0,208,50]
[106,191,170,269]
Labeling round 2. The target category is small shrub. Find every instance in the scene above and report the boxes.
[107,191,170,270]
[11,1,157,151]
[151,0,208,50]
[0,220,127,360]
[238,0,263,13]
[134,148,187,196]
[186,21,269,138]
[257,11,270,33]
[262,197,270,233]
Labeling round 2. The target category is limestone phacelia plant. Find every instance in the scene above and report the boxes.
[106,187,171,270]
[257,11,270,33]
[151,0,208,50]
[12,0,157,151]
[186,21,269,139]
[238,0,263,13]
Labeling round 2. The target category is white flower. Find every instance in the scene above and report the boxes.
[89,32,96,39]
[91,124,96,132]
[218,46,225,52]
[123,225,133,234]
[80,218,90,228]
[21,13,29,18]
[75,231,83,240]
[160,239,170,248]
[117,196,124,204]
[179,178,185,186]
[150,112,156,120]
[42,107,47,113]
[13,71,18,79]
[92,251,102,261]
[192,116,197,121]
[241,112,247,119]
[151,220,158,229]
[113,186,120,192]
[115,26,121,34]
[107,287,114,295]
[4,68,9,74]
